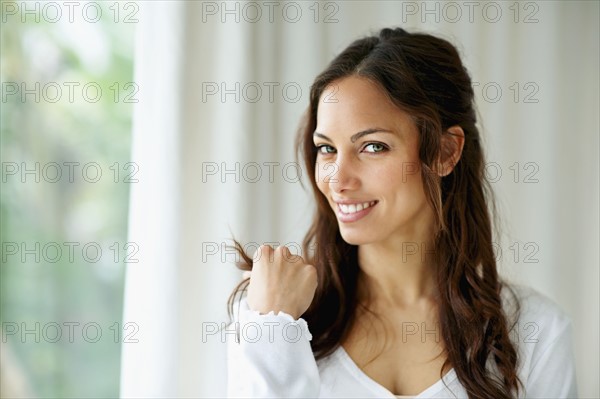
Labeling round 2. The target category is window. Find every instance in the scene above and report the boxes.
[1,3,136,397]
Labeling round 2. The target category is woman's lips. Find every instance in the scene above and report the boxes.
[335,201,378,223]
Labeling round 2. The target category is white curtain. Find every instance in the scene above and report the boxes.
[120,1,599,397]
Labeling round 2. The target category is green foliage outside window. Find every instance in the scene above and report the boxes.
[1,3,135,397]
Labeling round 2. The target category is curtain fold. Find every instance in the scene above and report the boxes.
[120,2,599,397]
[119,3,184,397]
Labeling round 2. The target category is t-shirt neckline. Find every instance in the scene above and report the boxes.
[334,345,458,398]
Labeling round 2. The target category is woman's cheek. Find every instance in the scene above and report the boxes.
[315,162,328,192]
[396,160,421,184]
[370,162,406,186]
[317,160,336,186]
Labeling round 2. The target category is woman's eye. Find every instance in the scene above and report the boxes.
[363,143,388,153]
[316,144,336,154]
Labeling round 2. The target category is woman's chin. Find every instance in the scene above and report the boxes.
[338,228,376,246]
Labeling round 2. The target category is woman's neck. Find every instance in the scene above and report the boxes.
[357,234,439,310]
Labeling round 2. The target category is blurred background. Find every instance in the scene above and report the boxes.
[1,1,598,398]
[1,1,134,397]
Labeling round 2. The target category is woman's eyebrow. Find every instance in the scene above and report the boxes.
[313,128,395,143]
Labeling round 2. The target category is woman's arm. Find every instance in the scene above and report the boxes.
[226,297,321,398]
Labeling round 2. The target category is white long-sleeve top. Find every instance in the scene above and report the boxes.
[226,283,578,398]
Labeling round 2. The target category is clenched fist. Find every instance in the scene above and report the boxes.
[245,245,318,320]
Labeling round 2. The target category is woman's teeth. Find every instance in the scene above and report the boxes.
[338,201,377,214]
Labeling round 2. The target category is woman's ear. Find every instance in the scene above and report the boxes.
[435,126,465,177]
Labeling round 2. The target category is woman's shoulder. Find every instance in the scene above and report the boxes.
[501,281,573,327]
[499,283,578,397]
[500,281,574,355]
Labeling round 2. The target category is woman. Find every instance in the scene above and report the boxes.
[225,27,577,398]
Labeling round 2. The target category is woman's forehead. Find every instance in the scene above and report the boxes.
[316,77,416,139]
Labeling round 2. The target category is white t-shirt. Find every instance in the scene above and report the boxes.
[226,283,578,398]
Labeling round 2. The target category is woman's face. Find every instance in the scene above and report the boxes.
[314,76,434,246]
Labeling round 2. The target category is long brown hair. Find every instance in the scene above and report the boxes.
[227,27,522,399]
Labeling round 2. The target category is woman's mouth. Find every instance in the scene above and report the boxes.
[335,200,378,223]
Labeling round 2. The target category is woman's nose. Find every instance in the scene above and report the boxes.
[322,156,359,193]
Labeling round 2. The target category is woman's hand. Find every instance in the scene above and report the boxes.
[245,245,318,320]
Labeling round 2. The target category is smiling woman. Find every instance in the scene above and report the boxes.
[313,76,464,247]
[225,27,577,399]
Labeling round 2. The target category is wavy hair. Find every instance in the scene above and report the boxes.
[227,27,522,399]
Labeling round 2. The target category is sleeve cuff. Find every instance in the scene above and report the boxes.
[238,298,313,342]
